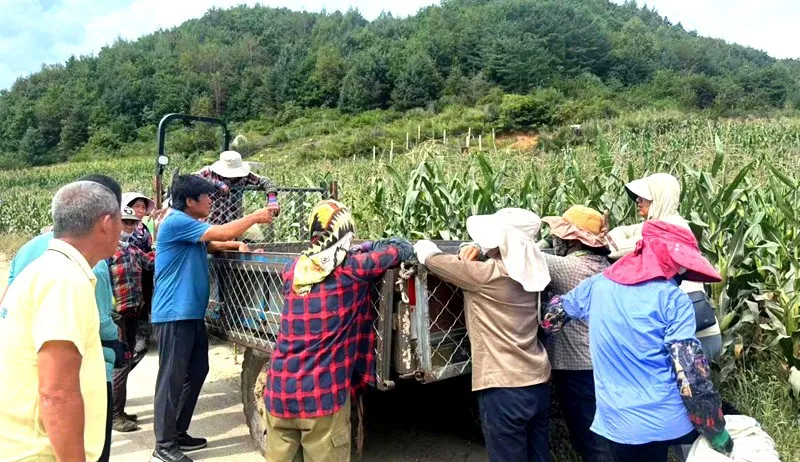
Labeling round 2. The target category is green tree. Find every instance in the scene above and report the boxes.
[338,49,391,113]
[610,17,658,85]
[304,45,347,108]
[391,51,441,110]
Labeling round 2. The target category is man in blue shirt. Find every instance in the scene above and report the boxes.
[5,174,123,462]
[541,221,732,462]
[151,175,274,462]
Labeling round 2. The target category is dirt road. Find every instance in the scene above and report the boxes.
[113,342,488,462]
[1,257,488,462]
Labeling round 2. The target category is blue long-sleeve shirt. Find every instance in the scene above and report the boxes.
[8,233,117,381]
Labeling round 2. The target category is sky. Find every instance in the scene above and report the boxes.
[1,0,799,90]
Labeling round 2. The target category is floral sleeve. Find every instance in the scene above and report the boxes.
[668,339,733,454]
[541,295,572,333]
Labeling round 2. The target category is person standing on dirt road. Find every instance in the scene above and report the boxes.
[121,192,158,391]
[150,174,275,462]
[460,205,612,462]
[108,206,156,433]
[0,181,122,462]
[414,209,553,462]
[264,199,414,462]
[3,174,124,462]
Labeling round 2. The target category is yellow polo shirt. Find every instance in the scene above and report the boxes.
[0,239,106,461]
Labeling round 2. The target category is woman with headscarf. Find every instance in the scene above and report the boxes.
[541,221,733,462]
[414,209,553,462]
[607,173,722,360]
[264,200,413,462]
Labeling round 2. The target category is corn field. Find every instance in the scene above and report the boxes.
[1,116,799,381]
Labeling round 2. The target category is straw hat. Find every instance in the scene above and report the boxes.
[542,205,607,248]
[466,208,551,292]
[210,150,250,178]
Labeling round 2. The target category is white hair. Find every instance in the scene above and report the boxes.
[52,181,119,238]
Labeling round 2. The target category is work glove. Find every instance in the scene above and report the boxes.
[710,429,734,455]
[375,238,414,262]
[350,241,374,253]
[413,240,442,265]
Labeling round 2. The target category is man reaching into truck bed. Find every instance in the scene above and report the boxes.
[263,199,413,462]
[150,175,275,462]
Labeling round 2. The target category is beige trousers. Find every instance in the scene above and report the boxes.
[265,396,351,462]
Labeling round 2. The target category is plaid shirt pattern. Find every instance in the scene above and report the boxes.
[543,252,610,370]
[107,243,155,317]
[195,167,277,225]
[264,247,400,419]
[130,222,153,253]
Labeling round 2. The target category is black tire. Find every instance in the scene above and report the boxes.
[241,347,270,455]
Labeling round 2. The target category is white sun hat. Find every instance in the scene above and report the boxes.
[210,150,251,178]
[466,208,551,292]
[624,177,653,201]
[122,192,155,214]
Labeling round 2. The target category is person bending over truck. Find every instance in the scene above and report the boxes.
[195,150,279,225]
[264,199,413,462]
[414,209,553,462]
[460,205,611,462]
[150,175,275,462]
[541,221,733,462]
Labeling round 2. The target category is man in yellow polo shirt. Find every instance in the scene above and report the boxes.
[0,181,122,461]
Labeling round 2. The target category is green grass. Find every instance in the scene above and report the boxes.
[722,358,800,462]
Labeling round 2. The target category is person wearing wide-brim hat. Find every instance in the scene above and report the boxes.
[460,205,611,462]
[541,220,733,462]
[194,150,280,225]
[415,208,552,462]
[122,192,156,253]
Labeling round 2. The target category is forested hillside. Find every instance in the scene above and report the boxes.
[1,0,798,167]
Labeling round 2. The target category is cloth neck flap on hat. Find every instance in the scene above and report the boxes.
[469,210,550,292]
[645,173,681,220]
[604,220,719,285]
[292,200,355,296]
[498,226,551,292]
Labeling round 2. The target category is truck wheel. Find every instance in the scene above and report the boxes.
[241,347,270,455]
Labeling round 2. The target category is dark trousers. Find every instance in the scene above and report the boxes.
[112,316,139,418]
[154,320,209,449]
[99,382,112,462]
[478,383,551,462]
[597,431,697,462]
[552,369,609,462]
[132,313,151,369]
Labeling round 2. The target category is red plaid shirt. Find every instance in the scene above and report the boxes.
[107,243,155,317]
[264,247,400,419]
